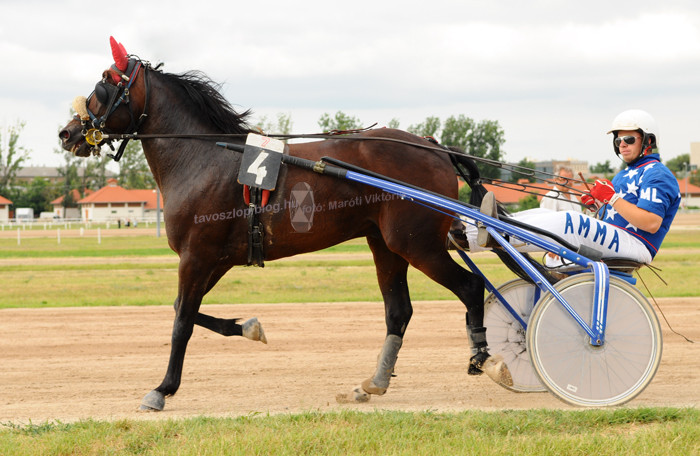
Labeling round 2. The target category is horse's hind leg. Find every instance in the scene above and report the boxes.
[338,235,412,403]
[410,248,513,387]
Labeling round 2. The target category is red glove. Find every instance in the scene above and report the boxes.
[589,179,617,204]
[581,193,596,207]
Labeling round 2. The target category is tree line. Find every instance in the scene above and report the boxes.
[260,111,506,181]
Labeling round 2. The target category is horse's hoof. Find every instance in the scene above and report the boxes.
[335,385,371,404]
[361,378,387,396]
[242,317,267,344]
[352,385,371,402]
[139,390,165,411]
[482,355,514,387]
[468,350,489,376]
[467,364,483,376]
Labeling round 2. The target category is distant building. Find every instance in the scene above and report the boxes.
[691,142,700,168]
[50,189,94,219]
[0,194,11,222]
[77,179,162,222]
[499,159,589,182]
[534,160,589,179]
[679,178,700,209]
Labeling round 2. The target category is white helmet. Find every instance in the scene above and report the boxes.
[607,109,659,157]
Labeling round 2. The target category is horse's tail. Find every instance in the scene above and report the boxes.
[446,146,500,214]
[447,146,558,285]
[446,146,488,209]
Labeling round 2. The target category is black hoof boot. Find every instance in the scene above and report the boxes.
[468,350,490,376]
[469,350,514,387]
[467,324,489,376]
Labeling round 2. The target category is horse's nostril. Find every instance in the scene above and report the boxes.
[59,129,70,141]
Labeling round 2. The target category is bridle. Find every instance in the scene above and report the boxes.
[79,57,150,161]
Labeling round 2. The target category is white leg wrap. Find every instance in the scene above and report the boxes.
[241,317,267,344]
[362,334,403,395]
[466,324,488,356]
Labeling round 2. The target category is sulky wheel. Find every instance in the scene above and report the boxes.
[526,273,662,407]
[484,279,546,393]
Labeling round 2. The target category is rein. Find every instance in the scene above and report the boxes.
[100,129,589,202]
[481,177,588,209]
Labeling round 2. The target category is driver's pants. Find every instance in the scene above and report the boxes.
[464,208,653,264]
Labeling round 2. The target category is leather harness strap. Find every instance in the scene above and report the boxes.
[246,187,266,267]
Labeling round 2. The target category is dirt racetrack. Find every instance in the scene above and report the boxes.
[1,297,698,423]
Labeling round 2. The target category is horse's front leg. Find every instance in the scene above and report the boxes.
[195,313,267,343]
[140,258,209,411]
[172,265,268,343]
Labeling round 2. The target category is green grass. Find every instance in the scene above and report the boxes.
[0,235,370,258]
[0,231,696,308]
[0,255,520,308]
[0,235,174,258]
[1,408,696,455]
[655,229,700,249]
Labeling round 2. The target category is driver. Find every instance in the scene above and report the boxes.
[466,109,681,264]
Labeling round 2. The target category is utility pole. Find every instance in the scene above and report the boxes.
[683,162,698,209]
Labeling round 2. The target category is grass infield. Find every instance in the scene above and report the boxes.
[0,228,697,308]
[0,408,697,455]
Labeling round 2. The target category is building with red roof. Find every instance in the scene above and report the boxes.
[0,194,12,222]
[482,179,586,209]
[77,179,163,222]
[50,189,94,219]
[678,178,700,208]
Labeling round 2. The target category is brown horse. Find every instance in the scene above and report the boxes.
[59,38,511,411]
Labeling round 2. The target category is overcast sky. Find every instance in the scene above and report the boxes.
[1,0,699,171]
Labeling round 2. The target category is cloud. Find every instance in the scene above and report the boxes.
[1,0,699,169]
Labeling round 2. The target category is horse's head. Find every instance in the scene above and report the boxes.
[59,37,148,158]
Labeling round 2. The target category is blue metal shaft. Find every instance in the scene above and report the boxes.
[343,170,609,345]
[456,249,528,330]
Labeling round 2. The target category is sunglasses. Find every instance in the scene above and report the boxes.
[614,135,641,147]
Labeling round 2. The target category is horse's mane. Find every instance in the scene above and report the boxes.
[158,69,254,135]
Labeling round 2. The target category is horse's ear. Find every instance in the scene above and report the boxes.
[110,36,128,71]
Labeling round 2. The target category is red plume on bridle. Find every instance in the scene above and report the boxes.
[109,36,129,82]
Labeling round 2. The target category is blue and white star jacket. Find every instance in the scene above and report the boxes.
[605,153,680,258]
